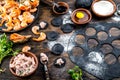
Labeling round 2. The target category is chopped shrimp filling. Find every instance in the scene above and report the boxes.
[10,54,36,76]
[55,58,64,65]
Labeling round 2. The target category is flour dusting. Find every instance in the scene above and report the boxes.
[85,63,104,77]
[111,16,120,21]
[88,51,104,64]
[111,12,120,21]
[62,9,73,24]
[47,34,75,52]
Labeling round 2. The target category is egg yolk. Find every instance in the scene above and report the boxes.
[76,12,85,19]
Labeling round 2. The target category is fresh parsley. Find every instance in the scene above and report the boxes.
[0,33,19,64]
[68,66,83,80]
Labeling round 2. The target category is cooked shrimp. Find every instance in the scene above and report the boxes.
[32,26,40,35]
[13,19,21,31]
[9,7,21,17]
[30,0,39,8]
[2,25,13,31]
[4,1,19,9]
[22,46,31,52]
[0,6,6,14]
[21,21,28,28]
[19,0,31,10]
[0,19,5,26]
[30,8,37,13]
[0,0,39,32]
[23,11,35,23]
[0,13,7,20]
[19,3,31,11]
[10,33,32,43]
[0,1,5,6]
[5,15,12,23]
[18,15,23,21]
[26,14,34,23]
[32,32,46,41]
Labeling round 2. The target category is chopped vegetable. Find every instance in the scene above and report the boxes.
[68,66,83,80]
[0,33,19,64]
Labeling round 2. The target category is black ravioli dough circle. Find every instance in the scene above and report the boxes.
[61,23,74,33]
[54,57,66,68]
[51,44,64,55]
[46,31,59,41]
[51,17,63,27]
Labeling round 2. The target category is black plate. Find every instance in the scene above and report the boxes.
[0,0,40,32]
[67,22,120,80]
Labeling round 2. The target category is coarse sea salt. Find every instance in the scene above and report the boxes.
[93,1,114,16]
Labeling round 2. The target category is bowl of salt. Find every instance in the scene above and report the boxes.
[91,0,116,17]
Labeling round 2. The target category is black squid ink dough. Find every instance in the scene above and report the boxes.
[46,31,60,41]
[51,17,63,27]
[54,57,66,68]
[61,23,74,33]
[51,43,64,55]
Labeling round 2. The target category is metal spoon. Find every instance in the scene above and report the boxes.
[40,54,50,80]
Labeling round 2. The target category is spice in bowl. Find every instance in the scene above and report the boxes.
[92,0,116,17]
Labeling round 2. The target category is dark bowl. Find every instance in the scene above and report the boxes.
[53,2,69,14]
[9,52,38,77]
[71,8,92,25]
[91,0,116,17]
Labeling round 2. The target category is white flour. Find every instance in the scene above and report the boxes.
[85,63,104,77]
[93,1,114,16]
[112,16,120,21]
[47,34,75,52]
[62,9,73,24]
[111,11,120,21]
[88,51,104,64]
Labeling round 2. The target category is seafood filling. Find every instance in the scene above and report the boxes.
[10,54,36,76]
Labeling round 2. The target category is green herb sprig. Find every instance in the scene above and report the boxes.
[68,66,83,80]
[0,33,19,64]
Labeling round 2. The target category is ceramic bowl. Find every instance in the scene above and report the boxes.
[71,8,92,25]
[9,52,38,77]
[53,2,69,14]
[91,0,116,17]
